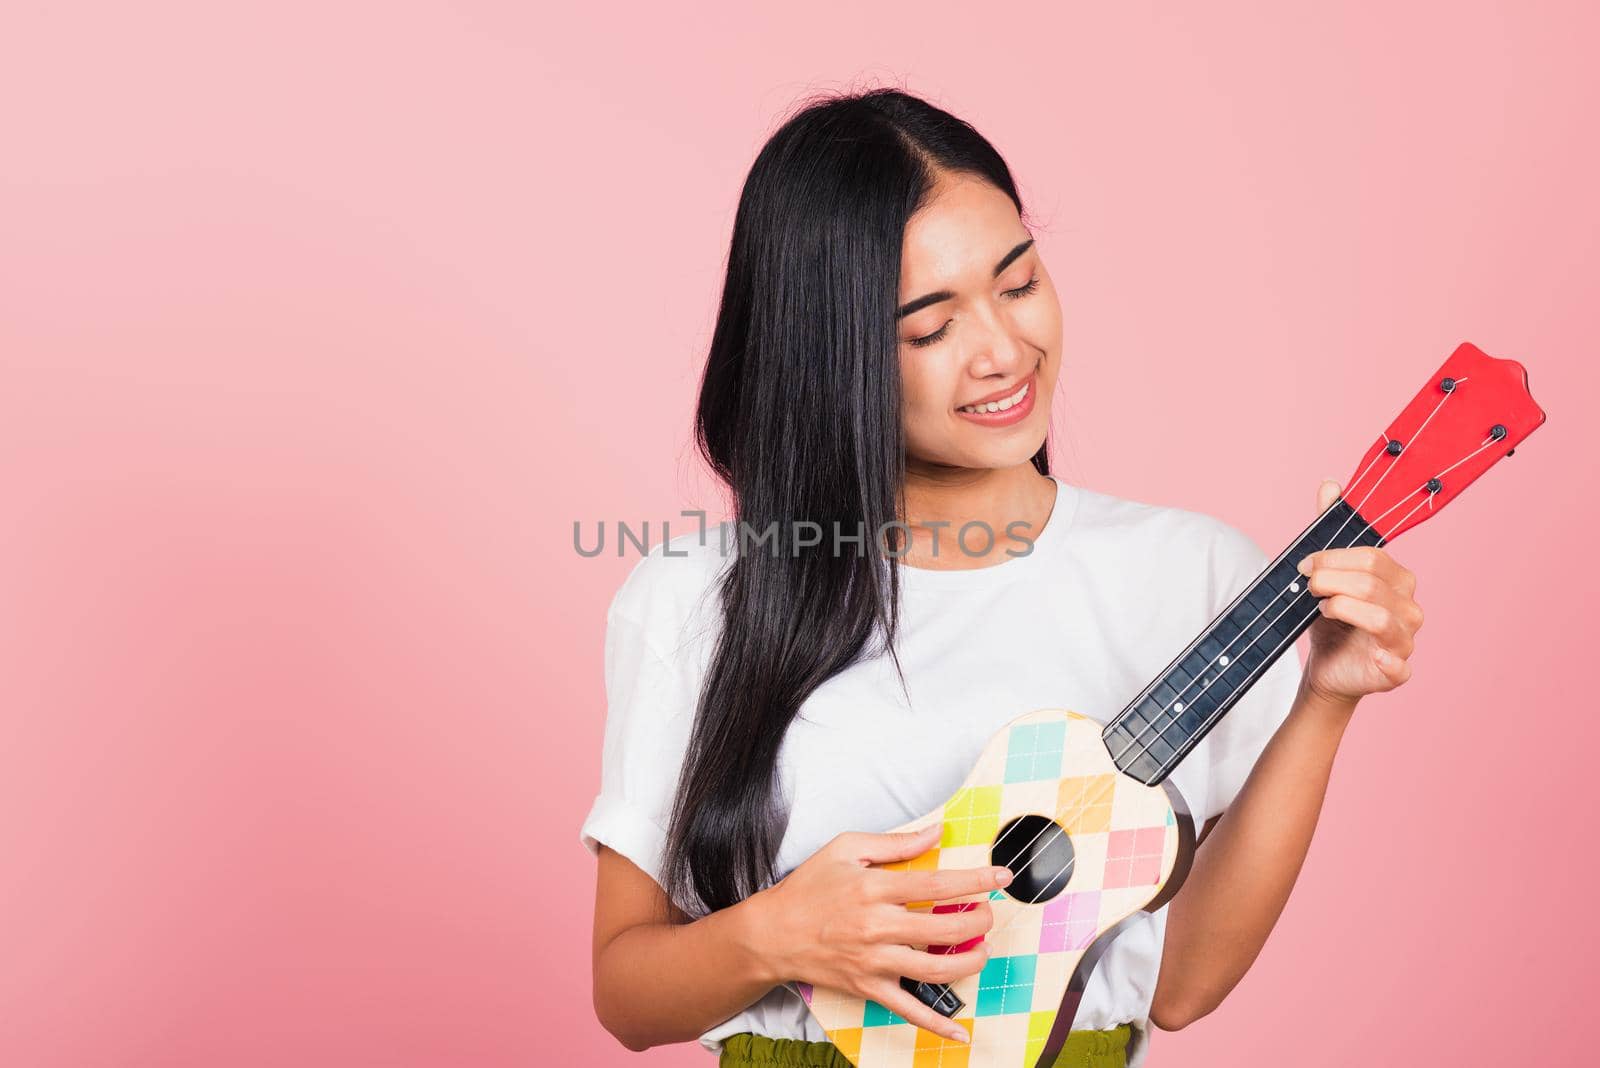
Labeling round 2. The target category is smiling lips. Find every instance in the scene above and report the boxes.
[955,374,1036,427]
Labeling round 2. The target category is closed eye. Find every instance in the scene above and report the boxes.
[907,275,1042,349]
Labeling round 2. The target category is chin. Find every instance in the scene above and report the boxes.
[953,435,1050,472]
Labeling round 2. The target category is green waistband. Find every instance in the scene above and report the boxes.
[718,1025,1131,1068]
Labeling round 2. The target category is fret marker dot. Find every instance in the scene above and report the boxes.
[1219,655,1230,666]
[1173,702,1185,712]
[1290,581,1301,593]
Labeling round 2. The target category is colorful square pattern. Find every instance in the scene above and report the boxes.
[975,954,1036,1016]
[832,1027,864,1062]
[798,708,1185,1067]
[941,786,1001,848]
[1104,827,1166,888]
[1025,1010,1057,1066]
[1004,721,1067,782]
[911,1019,973,1068]
[1057,774,1117,834]
[1038,891,1101,953]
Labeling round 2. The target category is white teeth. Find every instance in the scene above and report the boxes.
[959,381,1029,414]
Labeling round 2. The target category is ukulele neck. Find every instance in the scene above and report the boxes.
[1103,496,1386,785]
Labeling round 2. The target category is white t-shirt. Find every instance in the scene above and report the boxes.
[579,475,1304,1065]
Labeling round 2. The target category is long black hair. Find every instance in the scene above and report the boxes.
[661,86,1049,914]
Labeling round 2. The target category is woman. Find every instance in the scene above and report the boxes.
[580,88,1422,1068]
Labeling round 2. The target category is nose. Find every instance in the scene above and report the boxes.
[964,307,1034,380]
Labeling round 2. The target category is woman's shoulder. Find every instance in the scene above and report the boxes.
[606,521,733,660]
[1062,482,1270,599]
[1068,483,1264,559]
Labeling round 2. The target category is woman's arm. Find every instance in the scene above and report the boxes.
[591,826,1008,1051]
[1150,480,1424,1030]
[1148,678,1356,1030]
[591,846,773,1051]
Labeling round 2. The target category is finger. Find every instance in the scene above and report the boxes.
[1372,644,1414,685]
[1316,478,1342,513]
[1303,566,1391,605]
[883,943,991,988]
[877,864,1012,903]
[888,900,994,948]
[1316,595,1412,653]
[1305,568,1423,639]
[1395,562,1417,598]
[851,823,943,865]
[865,980,972,1045]
[1298,545,1409,591]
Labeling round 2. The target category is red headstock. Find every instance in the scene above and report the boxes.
[1342,341,1546,542]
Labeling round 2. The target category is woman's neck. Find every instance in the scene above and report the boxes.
[898,461,1057,571]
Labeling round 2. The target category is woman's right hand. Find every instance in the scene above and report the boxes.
[752,822,1013,1044]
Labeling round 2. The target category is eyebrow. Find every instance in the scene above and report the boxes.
[896,238,1036,319]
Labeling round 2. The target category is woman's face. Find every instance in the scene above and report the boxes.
[896,172,1062,473]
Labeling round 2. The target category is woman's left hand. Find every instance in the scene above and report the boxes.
[1296,479,1425,705]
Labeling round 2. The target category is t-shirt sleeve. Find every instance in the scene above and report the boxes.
[1197,520,1306,822]
[577,565,701,891]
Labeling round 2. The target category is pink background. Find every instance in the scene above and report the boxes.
[1,2,1595,1065]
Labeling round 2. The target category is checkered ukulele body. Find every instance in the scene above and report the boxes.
[796,709,1184,1068]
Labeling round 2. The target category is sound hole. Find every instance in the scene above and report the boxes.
[990,814,1075,903]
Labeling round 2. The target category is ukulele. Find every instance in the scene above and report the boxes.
[795,341,1546,1067]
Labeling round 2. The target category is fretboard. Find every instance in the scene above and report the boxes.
[1102,497,1386,785]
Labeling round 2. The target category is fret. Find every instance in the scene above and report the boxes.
[1104,496,1386,785]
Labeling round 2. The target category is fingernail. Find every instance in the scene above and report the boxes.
[948,1028,969,1044]
[1373,646,1391,664]
[995,868,1013,887]
[1296,557,1312,576]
